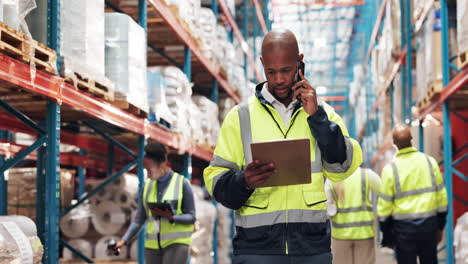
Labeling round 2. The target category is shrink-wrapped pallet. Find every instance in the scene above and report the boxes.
[105,12,148,112]
[60,0,105,76]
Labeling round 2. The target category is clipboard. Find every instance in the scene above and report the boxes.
[250,138,311,188]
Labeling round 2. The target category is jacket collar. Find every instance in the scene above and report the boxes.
[396,147,418,157]
[254,82,303,113]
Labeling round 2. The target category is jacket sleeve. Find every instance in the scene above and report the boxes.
[307,102,362,182]
[377,165,395,222]
[430,156,448,230]
[203,107,254,210]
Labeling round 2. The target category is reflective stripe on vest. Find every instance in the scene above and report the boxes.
[143,173,192,248]
[235,209,328,228]
[237,102,323,173]
[335,168,372,214]
[391,155,442,200]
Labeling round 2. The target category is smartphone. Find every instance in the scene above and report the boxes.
[294,61,306,101]
[295,61,305,84]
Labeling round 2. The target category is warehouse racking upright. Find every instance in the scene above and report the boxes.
[353,0,467,263]
[0,1,273,263]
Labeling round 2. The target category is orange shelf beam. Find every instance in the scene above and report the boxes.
[0,53,213,162]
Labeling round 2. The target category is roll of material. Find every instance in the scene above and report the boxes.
[95,235,127,260]
[62,239,93,260]
[0,215,37,237]
[130,240,137,260]
[91,200,126,236]
[60,205,90,238]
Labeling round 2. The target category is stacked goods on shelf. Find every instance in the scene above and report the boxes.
[411,118,443,162]
[105,13,148,113]
[0,0,58,74]
[0,215,44,263]
[457,0,468,69]
[217,205,232,264]
[393,72,403,123]
[218,96,237,123]
[376,95,392,143]
[150,66,193,145]
[7,168,75,220]
[61,173,139,261]
[147,69,176,125]
[59,0,111,89]
[191,185,217,264]
[215,24,228,74]
[199,7,217,65]
[192,95,220,148]
[415,7,442,108]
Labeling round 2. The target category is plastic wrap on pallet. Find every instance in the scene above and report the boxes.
[423,8,442,93]
[192,95,220,147]
[411,119,443,162]
[7,168,75,221]
[149,66,192,143]
[218,96,236,123]
[105,12,148,113]
[62,239,93,260]
[147,68,177,125]
[191,185,216,264]
[199,8,217,61]
[458,0,468,54]
[61,0,105,76]
[416,31,426,104]
[0,219,43,263]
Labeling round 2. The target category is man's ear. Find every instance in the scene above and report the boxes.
[260,56,264,67]
[299,53,304,62]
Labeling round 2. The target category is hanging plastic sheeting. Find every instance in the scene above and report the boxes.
[0,218,43,263]
[190,185,217,264]
[62,239,93,260]
[60,203,91,239]
[91,200,126,236]
[455,212,468,264]
[95,236,127,260]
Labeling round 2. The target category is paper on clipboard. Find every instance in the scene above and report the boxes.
[250,138,311,188]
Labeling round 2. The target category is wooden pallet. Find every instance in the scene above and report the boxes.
[112,94,148,118]
[0,22,27,61]
[26,40,58,74]
[456,50,468,71]
[417,80,443,109]
[0,22,57,74]
[65,71,115,102]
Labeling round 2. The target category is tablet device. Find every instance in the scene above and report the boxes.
[251,138,312,188]
[147,202,174,214]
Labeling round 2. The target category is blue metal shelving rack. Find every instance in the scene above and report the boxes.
[354,0,467,263]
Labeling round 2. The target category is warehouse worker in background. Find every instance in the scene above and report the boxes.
[115,142,196,263]
[325,166,381,264]
[378,124,448,264]
[204,29,363,264]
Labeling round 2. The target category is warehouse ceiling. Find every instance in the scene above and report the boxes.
[270,0,366,94]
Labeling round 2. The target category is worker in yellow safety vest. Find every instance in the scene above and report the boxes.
[116,142,196,263]
[325,167,381,264]
[204,29,363,264]
[378,124,448,264]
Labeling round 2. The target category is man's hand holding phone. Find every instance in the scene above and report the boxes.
[292,69,318,116]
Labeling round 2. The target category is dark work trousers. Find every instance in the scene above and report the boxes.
[395,232,438,264]
[144,243,189,264]
[233,252,332,264]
